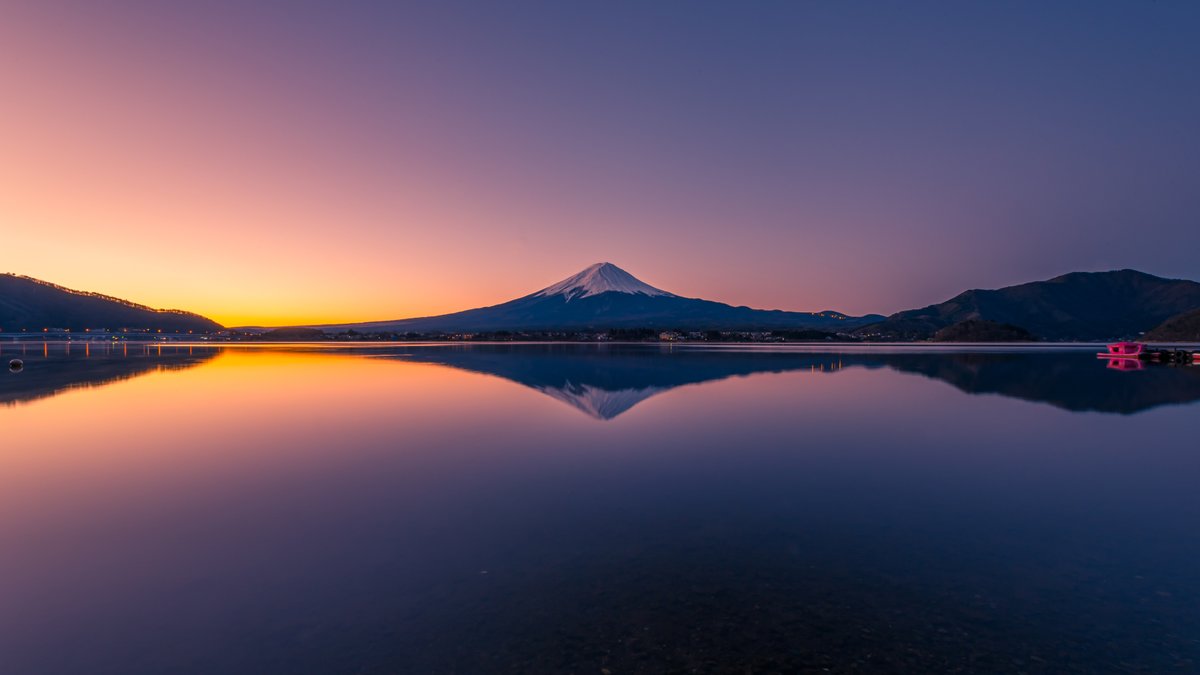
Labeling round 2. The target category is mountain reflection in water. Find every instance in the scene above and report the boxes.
[1,342,219,407]
[390,344,1200,418]
[4,342,1198,417]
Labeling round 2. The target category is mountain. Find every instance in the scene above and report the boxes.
[0,274,222,332]
[1144,309,1200,342]
[856,270,1200,341]
[315,263,883,333]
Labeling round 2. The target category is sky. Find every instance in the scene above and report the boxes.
[2,1,1198,326]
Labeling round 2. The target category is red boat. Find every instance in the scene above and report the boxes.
[1099,342,1198,366]
[1099,342,1145,359]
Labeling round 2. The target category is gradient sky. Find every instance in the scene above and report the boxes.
[2,1,1198,326]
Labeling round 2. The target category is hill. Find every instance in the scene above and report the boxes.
[856,270,1200,341]
[0,274,222,332]
[1144,309,1200,342]
[931,320,1036,342]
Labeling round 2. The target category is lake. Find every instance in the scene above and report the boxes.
[2,342,1198,673]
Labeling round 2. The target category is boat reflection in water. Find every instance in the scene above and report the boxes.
[1105,357,1145,371]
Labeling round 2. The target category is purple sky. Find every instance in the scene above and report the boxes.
[3,1,1198,323]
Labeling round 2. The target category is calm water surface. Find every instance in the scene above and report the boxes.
[2,343,1198,674]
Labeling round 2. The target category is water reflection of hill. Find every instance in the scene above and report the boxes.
[0,344,220,407]
[394,345,1200,418]
[878,352,1200,415]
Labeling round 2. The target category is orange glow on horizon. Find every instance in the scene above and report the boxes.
[0,5,884,326]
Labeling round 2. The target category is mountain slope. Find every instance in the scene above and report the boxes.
[1144,308,1200,341]
[856,270,1200,341]
[931,320,1036,342]
[0,274,222,332]
[316,263,882,333]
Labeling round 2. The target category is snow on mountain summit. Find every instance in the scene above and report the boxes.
[535,263,676,301]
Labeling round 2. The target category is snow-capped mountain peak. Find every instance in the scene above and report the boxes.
[535,263,676,301]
